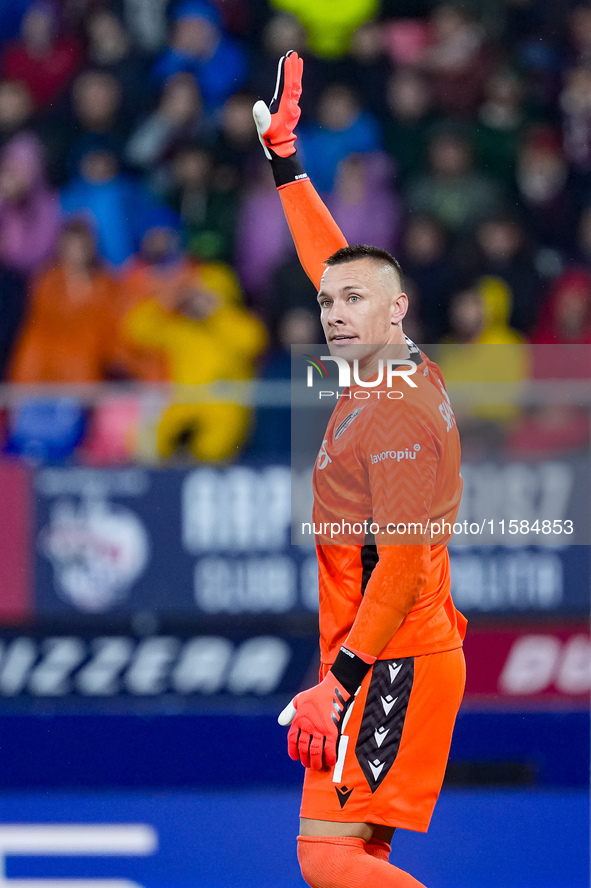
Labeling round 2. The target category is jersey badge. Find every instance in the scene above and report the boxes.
[334,408,362,440]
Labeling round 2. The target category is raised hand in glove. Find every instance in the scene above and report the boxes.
[278,645,376,770]
[252,50,308,188]
[253,50,303,160]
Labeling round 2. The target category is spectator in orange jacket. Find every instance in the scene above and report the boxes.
[11,218,121,383]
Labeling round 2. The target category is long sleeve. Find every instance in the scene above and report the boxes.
[345,544,431,658]
[277,178,348,289]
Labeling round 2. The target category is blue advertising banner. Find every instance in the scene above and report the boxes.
[0,628,318,702]
[32,465,590,618]
[33,465,318,617]
[449,544,590,614]
[0,789,587,888]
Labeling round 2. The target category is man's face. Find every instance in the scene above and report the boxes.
[317,258,407,361]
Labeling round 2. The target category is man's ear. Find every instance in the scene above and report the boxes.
[391,292,409,326]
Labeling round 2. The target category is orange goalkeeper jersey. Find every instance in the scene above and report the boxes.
[312,342,465,664]
[278,177,466,666]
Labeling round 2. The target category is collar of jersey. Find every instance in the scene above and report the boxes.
[342,337,424,391]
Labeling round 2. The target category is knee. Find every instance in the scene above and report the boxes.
[297,836,365,888]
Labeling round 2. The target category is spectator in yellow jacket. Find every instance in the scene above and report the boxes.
[124,268,267,462]
[270,0,378,58]
[438,275,530,431]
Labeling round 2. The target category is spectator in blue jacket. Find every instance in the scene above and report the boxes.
[152,0,247,114]
[61,135,156,267]
[298,82,381,193]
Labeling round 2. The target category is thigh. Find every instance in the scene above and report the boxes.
[299,819,374,841]
[371,824,396,844]
[298,820,395,843]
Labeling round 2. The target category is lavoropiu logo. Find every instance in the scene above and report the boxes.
[370,444,421,464]
[303,354,418,399]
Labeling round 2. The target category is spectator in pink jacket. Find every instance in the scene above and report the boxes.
[235,156,293,305]
[0,132,60,274]
[326,152,402,253]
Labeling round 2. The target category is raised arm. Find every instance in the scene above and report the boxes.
[253,52,347,290]
[276,178,347,290]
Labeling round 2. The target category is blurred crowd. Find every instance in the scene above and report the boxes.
[1,0,591,463]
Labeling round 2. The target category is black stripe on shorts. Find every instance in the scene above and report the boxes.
[355,657,414,792]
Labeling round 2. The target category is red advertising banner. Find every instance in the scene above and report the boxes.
[0,460,32,623]
[463,624,591,705]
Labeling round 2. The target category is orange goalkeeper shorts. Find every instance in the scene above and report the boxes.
[300,647,466,832]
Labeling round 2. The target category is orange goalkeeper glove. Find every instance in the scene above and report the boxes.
[253,50,308,188]
[278,645,376,770]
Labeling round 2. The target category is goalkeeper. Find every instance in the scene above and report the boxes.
[253,53,467,888]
